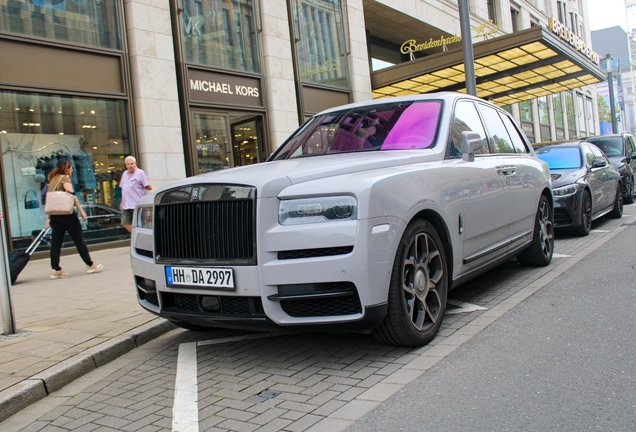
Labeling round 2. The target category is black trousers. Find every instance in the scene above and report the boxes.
[50,214,93,270]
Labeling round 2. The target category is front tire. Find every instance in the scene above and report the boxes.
[608,184,624,219]
[573,190,592,236]
[373,219,448,347]
[624,178,635,204]
[518,195,554,266]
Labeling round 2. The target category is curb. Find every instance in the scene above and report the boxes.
[0,318,175,422]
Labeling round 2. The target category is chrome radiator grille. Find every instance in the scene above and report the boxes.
[154,187,256,263]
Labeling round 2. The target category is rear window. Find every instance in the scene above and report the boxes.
[270,101,442,160]
[534,146,582,169]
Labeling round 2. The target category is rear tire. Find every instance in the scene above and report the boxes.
[608,184,624,219]
[517,195,554,266]
[373,219,448,347]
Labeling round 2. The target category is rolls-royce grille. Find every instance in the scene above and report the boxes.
[155,200,255,262]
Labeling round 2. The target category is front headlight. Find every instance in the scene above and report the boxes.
[279,196,357,225]
[553,185,577,197]
[137,206,153,229]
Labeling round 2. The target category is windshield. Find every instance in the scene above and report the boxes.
[269,101,442,160]
[535,146,582,169]
[585,137,623,156]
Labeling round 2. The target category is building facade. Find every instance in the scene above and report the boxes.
[0,0,601,251]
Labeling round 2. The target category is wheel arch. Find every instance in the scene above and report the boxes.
[409,209,454,288]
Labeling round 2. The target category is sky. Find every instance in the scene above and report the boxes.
[587,0,629,32]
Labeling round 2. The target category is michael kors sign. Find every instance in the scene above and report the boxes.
[187,69,264,108]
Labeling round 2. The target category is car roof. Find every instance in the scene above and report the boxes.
[314,92,493,116]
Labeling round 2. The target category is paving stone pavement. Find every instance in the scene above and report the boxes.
[2,211,635,431]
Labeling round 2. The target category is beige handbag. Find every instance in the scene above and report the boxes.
[44,176,75,215]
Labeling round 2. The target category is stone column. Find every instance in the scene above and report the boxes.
[259,0,301,152]
[347,0,372,102]
[124,0,186,189]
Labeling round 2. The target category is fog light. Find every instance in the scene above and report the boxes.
[201,296,220,312]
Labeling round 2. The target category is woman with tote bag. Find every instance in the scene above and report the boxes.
[45,158,103,279]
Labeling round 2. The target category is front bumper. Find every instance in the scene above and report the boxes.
[553,191,582,230]
[131,209,402,331]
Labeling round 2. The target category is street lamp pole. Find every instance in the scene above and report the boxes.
[458,0,477,96]
[607,53,619,133]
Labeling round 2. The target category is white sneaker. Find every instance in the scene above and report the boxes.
[51,269,70,279]
[86,263,103,274]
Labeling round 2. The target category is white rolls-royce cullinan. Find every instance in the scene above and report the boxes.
[131,92,554,347]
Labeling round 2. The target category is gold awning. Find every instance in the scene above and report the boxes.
[371,25,605,106]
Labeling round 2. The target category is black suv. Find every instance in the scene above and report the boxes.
[585,133,636,204]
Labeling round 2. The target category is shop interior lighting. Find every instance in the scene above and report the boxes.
[371,26,604,106]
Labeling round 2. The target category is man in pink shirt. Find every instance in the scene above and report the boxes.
[120,156,152,233]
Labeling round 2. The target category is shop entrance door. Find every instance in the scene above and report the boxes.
[230,116,264,166]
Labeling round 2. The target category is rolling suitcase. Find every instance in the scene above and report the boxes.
[9,228,50,285]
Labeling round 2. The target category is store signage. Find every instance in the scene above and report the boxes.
[188,69,263,108]
[548,17,600,65]
[400,35,462,54]
[301,59,340,78]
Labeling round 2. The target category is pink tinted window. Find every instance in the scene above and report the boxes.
[381,102,441,150]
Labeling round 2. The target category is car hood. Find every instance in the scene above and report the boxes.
[153,150,439,198]
[549,168,584,188]
[607,154,627,168]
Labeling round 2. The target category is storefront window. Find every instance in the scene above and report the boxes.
[0,0,122,50]
[565,91,576,138]
[519,100,534,142]
[0,91,130,249]
[537,96,551,141]
[586,97,595,136]
[553,93,565,139]
[292,0,349,89]
[193,113,230,173]
[577,93,586,135]
[181,0,260,73]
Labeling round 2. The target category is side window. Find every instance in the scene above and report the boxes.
[449,101,490,157]
[479,104,515,154]
[627,136,636,154]
[589,145,606,163]
[583,145,595,166]
[500,113,529,153]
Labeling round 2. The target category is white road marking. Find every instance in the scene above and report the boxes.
[172,342,199,432]
[553,253,572,258]
[446,299,487,315]
[590,229,611,233]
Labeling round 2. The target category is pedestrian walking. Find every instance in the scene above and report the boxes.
[45,158,103,279]
[120,156,152,233]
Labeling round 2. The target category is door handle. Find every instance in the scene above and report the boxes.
[496,165,516,176]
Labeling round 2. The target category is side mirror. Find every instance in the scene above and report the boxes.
[461,131,483,162]
[591,158,607,168]
[629,151,636,161]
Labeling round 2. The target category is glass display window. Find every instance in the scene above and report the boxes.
[0,91,130,249]
[292,0,349,89]
[181,0,260,73]
[0,0,122,50]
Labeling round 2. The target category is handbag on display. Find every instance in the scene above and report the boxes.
[24,190,39,209]
[44,176,75,215]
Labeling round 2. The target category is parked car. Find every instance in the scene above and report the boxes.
[533,140,623,236]
[81,204,121,230]
[584,133,636,204]
[131,93,554,347]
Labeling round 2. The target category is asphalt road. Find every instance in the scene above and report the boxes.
[348,225,636,431]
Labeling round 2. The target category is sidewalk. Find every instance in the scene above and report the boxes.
[0,246,174,422]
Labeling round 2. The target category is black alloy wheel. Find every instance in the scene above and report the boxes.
[517,195,554,266]
[609,185,624,219]
[574,190,592,236]
[373,219,448,347]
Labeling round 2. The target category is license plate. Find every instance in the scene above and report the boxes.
[165,266,235,289]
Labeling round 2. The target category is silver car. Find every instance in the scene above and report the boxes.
[131,93,554,347]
